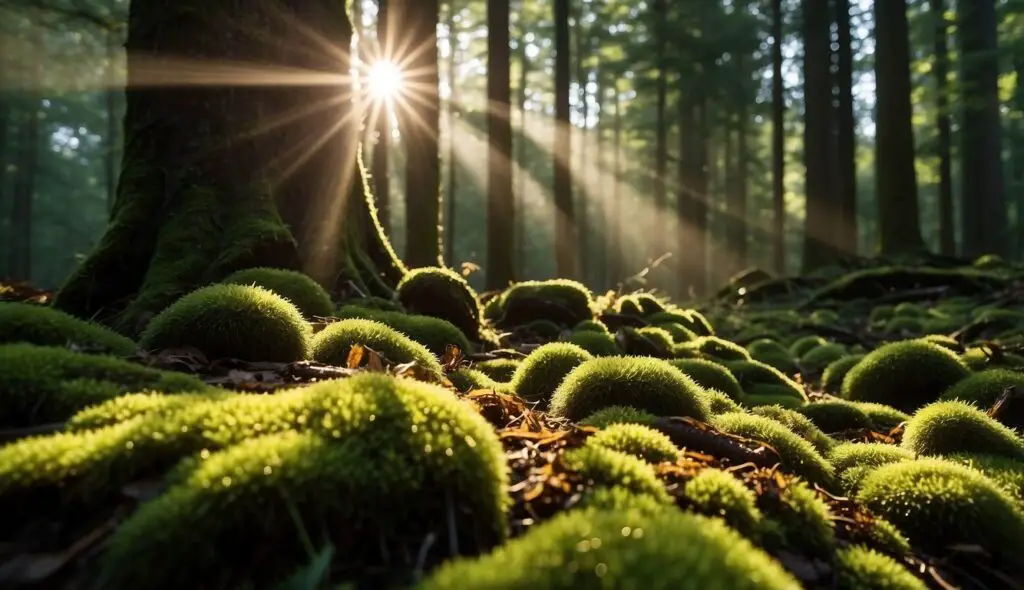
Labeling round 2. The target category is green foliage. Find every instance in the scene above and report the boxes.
[579,405,657,428]
[496,279,594,328]
[310,318,441,374]
[67,390,230,431]
[668,358,744,401]
[710,413,835,485]
[418,507,800,590]
[568,330,621,356]
[637,326,675,352]
[841,340,970,413]
[798,400,875,433]
[0,302,136,356]
[940,369,1024,429]
[139,284,311,362]
[648,309,714,336]
[681,469,763,537]
[335,306,472,357]
[682,336,751,361]
[827,442,915,493]
[0,343,211,427]
[221,267,334,319]
[918,334,962,353]
[473,358,520,382]
[510,342,593,405]
[564,445,671,503]
[834,546,927,590]
[572,319,609,334]
[741,393,807,409]
[587,423,679,463]
[549,357,711,422]
[725,360,807,401]
[901,400,1024,460]
[750,405,835,454]
[943,453,1024,505]
[759,478,836,557]
[961,346,1024,371]
[788,335,827,358]
[705,389,744,414]
[396,266,482,339]
[820,355,865,394]
[799,343,847,373]
[857,459,1024,564]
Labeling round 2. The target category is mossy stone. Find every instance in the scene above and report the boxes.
[572,319,609,334]
[221,267,334,319]
[901,400,1024,461]
[139,284,311,362]
[940,369,1024,430]
[759,478,835,558]
[0,302,135,356]
[943,453,1024,506]
[568,330,620,356]
[751,405,835,454]
[799,343,847,374]
[841,340,970,413]
[827,442,915,493]
[798,400,875,433]
[789,335,828,358]
[683,336,751,362]
[834,546,926,590]
[614,294,644,316]
[336,306,473,357]
[448,368,503,393]
[564,445,671,504]
[586,423,679,464]
[396,266,482,339]
[497,279,594,328]
[682,468,764,539]
[668,358,744,401]
[510,343,593,406]
[961,346,1024,371]
[918,334,962,354]
[820,355,864,394]
[310,318,442,374]
[473,358,520,382]
[579,405,657,428]
[711,412,835,486]
[741,393,807,410]
[853,402,910,430]
[651,321,697,343]
[726,360,807,401]
[704,389,744,414]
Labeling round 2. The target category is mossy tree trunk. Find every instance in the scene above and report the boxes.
[52,0,404,335]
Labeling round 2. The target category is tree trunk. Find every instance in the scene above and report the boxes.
[834,0,857,255]
[9,101,39,281]
[1012,47,1024,257]
[609,86,622,286]
[676,87,709,297]
[875,0,925,255]
[932,0,955,256]
[373,0,391,234]
[486,0,513,288]
[575,15,590,284]
[444,0,459,266]
[652,0,668,267]
[736,105,749,270]
[592,72,605,290]
[771,0,785,273]
[53,0,404,333]
[514,30,529,277]
[106,27,121,216]
[553,0,576,277]
[958,0,1008,257]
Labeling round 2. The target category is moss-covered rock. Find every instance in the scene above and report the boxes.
[637,326,675,353]
[901,400,1024,460]
[682,336,751,362]
[828,442,915,493]
[798,400,875,433]
[509,343,593,406]
[473,358,519,382]
[586,423,679,464]
[0,343,211,427]
[448,368,502,393]
[943,453,1024,506]
[66,390,230,431]
[750,405,835,455]
[336,305,472,357]
[857,459,1024,565]
[820,354,864,395]
[572,319,609,334]
[139,284,311,362]
[746,338,799,374]
[567,330,620,356]
[310,318,441,374]
[741,393,807,410]
[651,321,697,343]
[396,266,482,339]
[961,345,1024,372]
[868,305,895,325]
[710,412,834,486]
[682,468,763,539]
[579,405,657,428]
[705,389,744,414]
[841,340,970,413]
[549,357,710,422]
[789,335,828,358]
[668,358,744,401]
[834,546,926,590]
[496,279,593,328]
[564,445,671,504]
[519,319,565,340]
[940,369,1024,430]
[418,507,800,590]
[726,360,807,401]
[0,302,135,356]
[853,402,910,430]
[799,343,847,374]
[918,334,962,353]
[221,266,334,319]
[759,478,835,558]
[614,294,644,316]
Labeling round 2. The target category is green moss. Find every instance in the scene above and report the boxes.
[943,453,1024,505]
[834,546,927,590]
[857,459,1024,565]
[579,405,657,428]
[651,321,697,343]
[883,316,923,335]
[760,478,835,558]
[0,302,136,356]
[396,266,482,339]
[637,326,675,351]
[587,423,679,464]
[139,284,310,362]
[497,279,594,328]
[549,357,710,422]
[725,360,807,400]
[820,355,865,394]
[634,293,666,315]
[510,343,593,406]
[649,309,714,337]
[789,335,828,358]
[345,296,404,312]
[841,340,970,413]
[471,358,519,382]
[751,405,835,455]
[741,393,807,410]
[918,334,962,353]
[572,319,609,334]
[747,338,791,360]
[567,330,621,356]
[564,445,671,503]
[799,343,847,374]
[940,369,1024,430]
[705,389,744,414]
[418,507,800,590]
[853,402,910,430]
[711,412,835,485]
[869,305,895,325]
[682,336,751,362]
[810,309,840,324]
[893,302,925,317]
[310,318,442,374]
[798,400,875,433]
[828,443,915,474]
[520,319,564,339]
[0,343,212,428]
[221,267,334,319]
[973,253,1006,269]
[901,400,1024,460]
[98,373,509,588]
[682,468,763,538]
[668,358,744,401]
[448,368,502,393]
[961,346,1024,371]
[614,294,644,316]
[573,486,674,514]
[336,306,472,357]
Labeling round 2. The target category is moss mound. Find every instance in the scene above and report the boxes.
[567,330,620,356]
[336,306,472,357]
[310,318,441,374]
[798,400,875,433]
[472,358,519,382]
[587,423,679,464]
[496,279,593,328]
[0,343,212,427]
[648,310,714,336]
[789,335,828,358]
[704,388,744,415]
[828,442,915,474]
[820,355,864,394]
[940,369,1024,430]
[799,343,847,374]
[668,358,744,401]
[682,336,751,361]
[572,319,609,334]
[760,478,835,557]
[857,459,1024,565]
[961,346,1024,371]
[901,400,1024,460]
[726,360,807,401]
[853,402,910,430]
[943,453,1024,505]
[66,390,230,431]
[841,340,970,413]
[0,301,135,356]
[681,468,763,538]
[510,343,593,406]
[221,267,333,319]
[396,266,481,339]
[747,338,799,373]
[549,357,710,422]
[710,413,834,485]
[750,405,835,454]
[418,507,799,590]
[919,334,962,353]
[742,393,807,409]
[564,445,671,503]
[834,546,926,590]
[652,321,697,343]
[448,368,502,392]
[139,284,311,362]
[519,319,564,339]
[614,294,644,316]
[97,373,509,589]
[579,405,657,428]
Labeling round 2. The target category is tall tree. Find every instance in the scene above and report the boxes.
[771,0,785,273]
[486,0,513,288]
[651,0,668,265]
[373,0,391,233]
[553,0,576,277]
[958,0,1008,257]
[834,0,857,254]
[932,0,955,256]
[609,84,623,285]
[395,0,442,267]
[9,104,39,281]
[514,16,530,276]
[875,0,925,254]
[444,0,459,265]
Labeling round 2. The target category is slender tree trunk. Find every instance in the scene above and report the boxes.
[958,0,1007,257]
[722,119,738,281]
[444,1,459,265]
[553,0,576,277]
[592,72,605,290]
[771,0,785,273]
[575,19,590,283]
[609,87,622,286]
[737,106,748,270]
[514,33,529,277]
[106,27,121,215]
[834,0,857,254]
[373,0,391,233]
[932,0,955,256]
[10,103,39,281]
[1012,49,1024,257]
[690,89,710,295]
[486,0,513,288]
[652,0,668,266]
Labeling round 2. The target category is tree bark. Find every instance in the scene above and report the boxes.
[444,0,459,266]
[609,86,622,286]
[553,0,576,277]
[10,101,39,281]
[834,0,857,254]
[652,0,668,267]
[574,11,590,284]
[53,0,404,333]
[1012,46,1024,257]
[875,0,925,255]
[105,27,121,216]
[486,0,514,288]
[771,0,785,273]
[373,0,391,234]
[931,0,955,256]
[514,28,530,277]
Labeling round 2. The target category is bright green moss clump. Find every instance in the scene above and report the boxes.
[549,357,710,422]
[901,400,1024,460]
[682,468,764,539]
[573,319,609,334]
[944,453,1024,505]
[336,306,472,357]
[652,321,697,343]
[961,346,1024,371]
[668,358,743,401]
[221,267,334,319]
[827,442,914,493]
[704,388,744,415]
[497,279,593,328]
[789,335,827,358]
[311,318,442,374]
[510,343,593,406]
[579,405,657,428]
[473,358,519,382]
[853,402,909,430]
[820,355,864,394]
[726,360,807,401]
[0,343,211,427]
[568,330,620,356]
[587,423,679,464]
[799,343,847,374]
[798,400,875,433]
[396,266,482,339]
[66,390,230,431]
[857,459,1024,565]
[841,340,970,413]
[940,369,1024,429]
[139,284,311,362]
[98,374,509,589]
[682,336,751,361]
[751,405,834,454]
[564,445,671,504]
[711,413,834,485]
[834,546,926,590]
[448,368,502,393]
[760,478,836,557]
[747,338,799,374]
[0,301,135,356]
[418,507,800,590]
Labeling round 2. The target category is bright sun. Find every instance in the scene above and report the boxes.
[366,60,404,102]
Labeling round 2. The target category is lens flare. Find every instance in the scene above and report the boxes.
[366,60,404,102]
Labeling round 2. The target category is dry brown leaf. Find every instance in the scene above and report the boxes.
[346,344,366,369]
